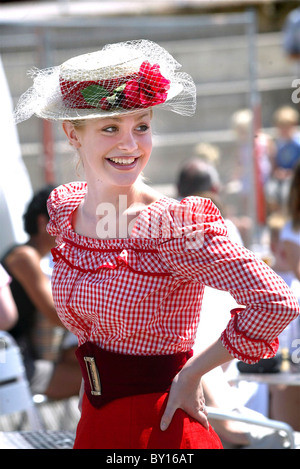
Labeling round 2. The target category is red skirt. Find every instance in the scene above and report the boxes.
[73,391,223,449]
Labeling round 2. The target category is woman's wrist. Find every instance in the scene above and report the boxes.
[189,337,234,378]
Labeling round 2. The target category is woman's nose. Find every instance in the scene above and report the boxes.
[118,131,138,152]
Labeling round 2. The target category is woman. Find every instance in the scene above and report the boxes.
[14,40,300,449]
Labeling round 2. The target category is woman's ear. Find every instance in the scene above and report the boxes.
[62,121,81,148]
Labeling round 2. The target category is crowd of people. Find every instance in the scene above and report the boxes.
[175,103,300,436]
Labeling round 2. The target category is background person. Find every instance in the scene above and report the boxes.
[230,109,273,229]
[282,6,300,77]
[176,157,273,446]
[1,186,61,392]
[266,106,300,213]
[1,186,81,397]
[267,211,300,431]
[0,263,18,331]
[280,159,300,282]
[176,156,243,245]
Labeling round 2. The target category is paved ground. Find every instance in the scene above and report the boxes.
[0,396,80,433]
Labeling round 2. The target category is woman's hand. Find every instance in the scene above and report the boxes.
[160,339,233,431]
[160,359,209,431]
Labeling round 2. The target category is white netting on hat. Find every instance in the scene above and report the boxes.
[13,39,196,123]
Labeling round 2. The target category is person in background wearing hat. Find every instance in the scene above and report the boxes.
[14,40,300,449]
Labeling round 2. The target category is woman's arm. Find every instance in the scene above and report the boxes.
[0,284,18,330]
[4,246,62,327]
[160,338,233,431]
[158,198,300,430]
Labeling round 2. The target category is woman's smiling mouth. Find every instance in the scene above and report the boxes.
[106,157,139,169]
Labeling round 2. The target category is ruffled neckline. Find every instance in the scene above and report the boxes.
[61,182,172,250]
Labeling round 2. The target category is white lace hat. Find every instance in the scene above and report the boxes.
[14,39,196,123]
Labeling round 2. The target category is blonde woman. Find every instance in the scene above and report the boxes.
[14,40,299,449]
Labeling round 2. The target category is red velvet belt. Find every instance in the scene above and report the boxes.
[75,342,193,409]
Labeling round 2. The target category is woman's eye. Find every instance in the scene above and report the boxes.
[137,124,150,132]
[103,126,117,133]
[101,123,150,133]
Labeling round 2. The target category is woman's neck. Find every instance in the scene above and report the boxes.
[74,178,162,239]
[83,179,143,217]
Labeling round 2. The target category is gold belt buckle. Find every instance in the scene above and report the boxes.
[84,356,102,395]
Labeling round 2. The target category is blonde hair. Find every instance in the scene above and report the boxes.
[193,142,220,166]
[273,106,299,126]
[63,119,87,176]
[267,212,287,242]
[231,109,252,131]
[64,119,88,129]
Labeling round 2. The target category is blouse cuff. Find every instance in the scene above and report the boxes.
[220,308,279,364]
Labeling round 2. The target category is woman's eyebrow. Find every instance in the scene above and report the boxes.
[135,112,151,120]
[115,113,151,122]
[99,112,151,126]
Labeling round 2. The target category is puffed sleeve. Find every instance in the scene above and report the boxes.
[46,181,87,241]
[46,186,61,237]
[157,197,300,364]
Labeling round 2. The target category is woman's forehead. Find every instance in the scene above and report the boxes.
[90,110,152,125]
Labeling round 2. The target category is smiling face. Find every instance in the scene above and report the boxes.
[63,110,153,190]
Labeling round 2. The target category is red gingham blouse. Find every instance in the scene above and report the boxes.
[47,182,300,364]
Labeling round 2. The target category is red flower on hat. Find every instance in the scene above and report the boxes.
[122,61,170,109]
[62,61,171,111]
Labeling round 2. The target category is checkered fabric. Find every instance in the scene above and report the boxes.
[47,182,300,364]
